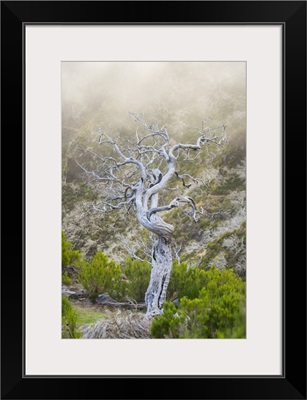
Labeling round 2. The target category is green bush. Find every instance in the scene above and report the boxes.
[122,257,151,302]
[62,296,81,338]
[62,271,72,285]
[62,230,82,268]
[150,302,185,338]
[62,231,70,267]
[151,267,246,339]
[167,261,208,301]
[79,252,122,301]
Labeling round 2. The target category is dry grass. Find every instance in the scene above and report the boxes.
[81,310,151,339]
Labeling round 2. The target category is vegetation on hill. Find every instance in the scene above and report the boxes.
[151,267,245,339]
[61,62,246,337]
[62,237,246,338]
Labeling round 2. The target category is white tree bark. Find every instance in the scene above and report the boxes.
[77,113,226,317]
[145,235,172,316]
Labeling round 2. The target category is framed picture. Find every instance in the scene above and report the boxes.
[1,1,306,399]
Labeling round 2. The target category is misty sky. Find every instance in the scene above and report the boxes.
[62,62,246,138]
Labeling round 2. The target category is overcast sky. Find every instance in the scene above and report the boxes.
[62,62,246,137]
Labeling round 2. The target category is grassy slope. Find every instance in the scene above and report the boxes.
[73,303,107,325]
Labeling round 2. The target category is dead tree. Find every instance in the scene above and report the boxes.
[77,113,226,317]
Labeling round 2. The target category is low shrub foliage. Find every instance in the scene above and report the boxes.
[62,296,81,338]
[78,252,122,301]
[151,267,246,339]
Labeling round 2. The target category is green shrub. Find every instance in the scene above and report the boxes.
[62,296,81,338]
[151,267,246,339]
[62,271,72,285]
[79,252,122,301]
[62,230,82,268]
[122,257,151,302]
[62,231,70,267]
[150,302,185,338]
[167,261,208,301]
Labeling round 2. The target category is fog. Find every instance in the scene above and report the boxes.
[62,62,246,140]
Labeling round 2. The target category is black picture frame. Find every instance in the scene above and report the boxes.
[1,1,306,399]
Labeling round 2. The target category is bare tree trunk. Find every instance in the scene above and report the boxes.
[145,235,172,317]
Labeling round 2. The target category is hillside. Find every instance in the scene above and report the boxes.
[62,62,246,279]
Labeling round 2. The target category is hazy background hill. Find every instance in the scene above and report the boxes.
[62,62,246,278]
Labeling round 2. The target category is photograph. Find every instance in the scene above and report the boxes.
[1,0,306,398]
[61,62,246,339]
